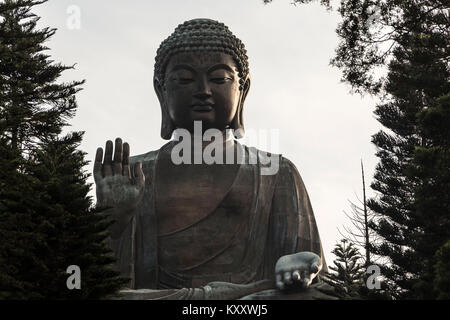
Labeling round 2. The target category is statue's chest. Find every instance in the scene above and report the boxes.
[153,154,255,275]
[154,156,248,236]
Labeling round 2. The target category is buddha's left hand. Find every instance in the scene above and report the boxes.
[275,251,322,290]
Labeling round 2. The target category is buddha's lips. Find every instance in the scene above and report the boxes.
[191,104,213,112]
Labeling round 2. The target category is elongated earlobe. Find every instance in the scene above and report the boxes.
[232,107,245,138]
[232,77,250,139]
[154,78,175,140]
[160,104,175,140]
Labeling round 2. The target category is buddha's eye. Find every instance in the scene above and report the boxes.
[177,77,195,84]
[209,69,234,84]
[209,76,233,84]
[170,70,195,84]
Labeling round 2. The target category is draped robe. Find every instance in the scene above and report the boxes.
[108,141,326,298]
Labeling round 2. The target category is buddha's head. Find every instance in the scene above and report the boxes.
[154,18,251,140]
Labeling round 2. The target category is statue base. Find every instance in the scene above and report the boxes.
[119,281,338,300]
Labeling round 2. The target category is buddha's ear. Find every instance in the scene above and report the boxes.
[232,76,251,139]
[154,77,174,140]
[240,76,251,106]
[154,77,165,106]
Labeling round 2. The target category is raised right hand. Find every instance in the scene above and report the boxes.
[94,138,145,210]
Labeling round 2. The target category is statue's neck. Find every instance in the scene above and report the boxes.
[170,127,238,164]
[171,127,235,149]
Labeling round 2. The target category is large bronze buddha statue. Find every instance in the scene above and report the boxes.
[93,18,331,300]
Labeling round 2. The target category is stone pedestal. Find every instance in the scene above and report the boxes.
[119,281,338,300]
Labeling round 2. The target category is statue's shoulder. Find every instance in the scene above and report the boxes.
[240,144,283,177]
[279,156,301,175]
[129,142,171,164]
[242,145,299,170]
[129,150,158,164]
[275,155,309,191]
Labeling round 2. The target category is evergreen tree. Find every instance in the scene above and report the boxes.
[0,0,82,151]
[368,24,450,299]
[323,239,365,299]
[434,240,450,300]
[0,129,45,298]
[331,0,449,94]
[26,133,127,299]
[0,0,127,298]
[327,0,450,299]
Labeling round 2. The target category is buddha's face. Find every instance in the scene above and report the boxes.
[157,52,248,133]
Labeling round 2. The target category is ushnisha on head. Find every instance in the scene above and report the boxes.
[153,18,251,140]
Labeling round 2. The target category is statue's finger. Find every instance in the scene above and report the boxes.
[276,282,285,291]
[292,270,301,282]
[283,271,292,285]
[276,273,282,283]
[133,162,145,188]
[93,147,104,182]
[310,261,321,274]
[122,142,130,178]
[103,140,113,177]
[113,137,123,176]
[276,274,284,290]
[300,270,311,288]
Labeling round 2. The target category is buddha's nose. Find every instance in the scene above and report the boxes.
[193,77,212,100]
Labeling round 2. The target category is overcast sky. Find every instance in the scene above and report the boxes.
[34,0,383,266]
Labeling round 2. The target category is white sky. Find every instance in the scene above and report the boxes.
[34,0,383,266]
